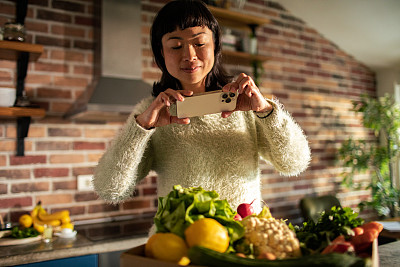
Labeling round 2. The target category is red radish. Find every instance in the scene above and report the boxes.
[234,213,242,221]
[237,199,256,218]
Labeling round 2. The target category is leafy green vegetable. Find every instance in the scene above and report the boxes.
[290,206,364,253]
[154,185,244,250]
[10,226,40,239]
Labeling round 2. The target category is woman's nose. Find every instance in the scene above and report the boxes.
[183,45,197,61]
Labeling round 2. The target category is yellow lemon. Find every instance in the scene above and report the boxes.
[184,218,229,253]
[145,233,162,258]
[61,223,74,230]
[61,216,71,224]
[150,233,188,262]
[19,214,33,228]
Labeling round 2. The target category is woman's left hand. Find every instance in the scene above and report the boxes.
[221,73,272,118]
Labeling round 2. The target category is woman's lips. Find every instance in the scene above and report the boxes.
[181,66,200,73]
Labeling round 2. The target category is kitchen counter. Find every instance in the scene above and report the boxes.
[2,218,400,267]
[379,240,400,267]
[0,216,153,266]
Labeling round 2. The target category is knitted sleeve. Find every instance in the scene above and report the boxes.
[254,98,311,176]
[92,97,155,204]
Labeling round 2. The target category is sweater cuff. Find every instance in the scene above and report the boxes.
[254,99,276,118]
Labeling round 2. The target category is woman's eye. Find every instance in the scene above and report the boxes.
[196,43,205,47]
[172,46,182,50]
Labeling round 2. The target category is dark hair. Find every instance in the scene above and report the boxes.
[150,0,231,96]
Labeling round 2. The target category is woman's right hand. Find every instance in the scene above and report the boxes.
[135,89,193,129]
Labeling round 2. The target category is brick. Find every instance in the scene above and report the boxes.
[10,155,46,165]
[0,2,15,15]
[88,203,119,213]
[52,0,85,13]
[73,65,93,75]
[49,154,85,164]
[0,169,31,179]
[72,167,94,176]
[36,194,73,206]
[36,141,71,151]
[11,182,50,193]
[0,184,7,194]
[28,126,46,138]
[50,102,72,113]
[0,197,32,208]
[53,76,89,87]
[74,15,94,26]
[36,35,71,48]
[48,127,82,137]
[51,24,86,38]
[25,73,53,84]
[34,168,69,178]
[25,21,49,33]
[75,192,98,202]
[50,50,85,62]
[34,62,69,73]
[37,9,72,23]
[84,128,116,138]
[73,40,94,50]
[53,180,77,190]
[122,199,152,210]
[73,141,105,150]
[0,155,6,166]
[0,140,15,152]
[87,153,102,163]
[37,88,72,99]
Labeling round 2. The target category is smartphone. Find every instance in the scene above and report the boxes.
[176,90,237,118]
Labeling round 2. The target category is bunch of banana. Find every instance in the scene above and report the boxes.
[30,201,73,233]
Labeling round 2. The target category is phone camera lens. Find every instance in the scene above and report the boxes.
[229,93,236,97]
[222,93,228,99]
[226,98,231,103]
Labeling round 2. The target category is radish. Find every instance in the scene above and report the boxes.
[234,213,242,221]
[237,199,256,218]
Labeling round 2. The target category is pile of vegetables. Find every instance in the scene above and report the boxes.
[154,185,244,250]
[290,206,364,253]
[150,186,379,267]
[10,226,40,239]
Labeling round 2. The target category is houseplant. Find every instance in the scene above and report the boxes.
[338,93,400,218]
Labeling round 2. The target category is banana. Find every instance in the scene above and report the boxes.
[30,201,63,229]
[38,209,70,222]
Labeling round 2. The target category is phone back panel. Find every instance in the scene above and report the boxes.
[176,90,237,118]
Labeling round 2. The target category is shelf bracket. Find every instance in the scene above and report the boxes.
[16,116,31,156]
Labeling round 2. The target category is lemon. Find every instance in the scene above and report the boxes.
[184,218,229,253]
[149,233,188,262]
[61,222,74,230]
[61,216,71,224]
[19,214,33,228]
[145,233,161,258]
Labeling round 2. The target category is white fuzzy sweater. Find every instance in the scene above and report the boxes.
[93,96,310,213]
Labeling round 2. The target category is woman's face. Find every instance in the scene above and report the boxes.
[161,26,215,92]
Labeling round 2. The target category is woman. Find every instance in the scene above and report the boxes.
[93,0,310,214]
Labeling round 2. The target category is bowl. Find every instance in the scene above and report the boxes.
[0,88,16,107]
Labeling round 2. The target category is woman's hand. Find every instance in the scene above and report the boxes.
[221,73,272,118]
[136,89,193,129]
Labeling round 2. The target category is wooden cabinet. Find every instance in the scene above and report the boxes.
[0,40,45,156]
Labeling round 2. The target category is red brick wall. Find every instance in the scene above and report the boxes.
[0,0,376,224]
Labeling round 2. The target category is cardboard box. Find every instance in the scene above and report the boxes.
[120,244,205,267]
[121,241,378,267]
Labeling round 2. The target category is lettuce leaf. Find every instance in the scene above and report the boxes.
[154,185,244,249]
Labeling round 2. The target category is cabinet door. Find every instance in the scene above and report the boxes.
[16,254,98,267]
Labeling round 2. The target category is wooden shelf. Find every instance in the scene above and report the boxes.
[0,40,43,61]
[208,5,270,29]
[0,107,46,118]
[222,50,269,64]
